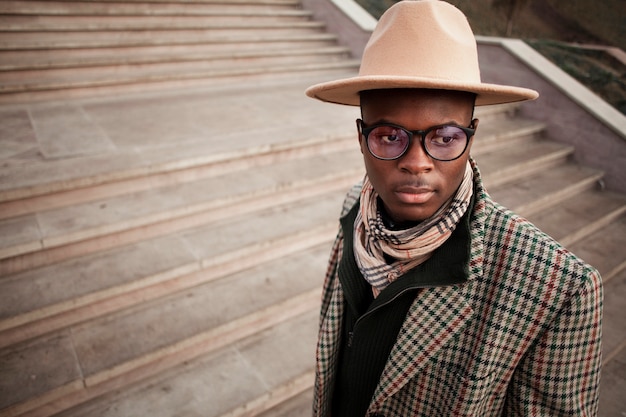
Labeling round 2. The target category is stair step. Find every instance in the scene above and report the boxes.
[0,241,324,416]
[471,115,546,152]
[0,61,361,104]
[487,162,604,218]
[0,148,363,265]
[599,335,626,416]
[0,23,327,50]
[0,132,356,220]
[526,189,626,247]
[0,12,315,31]
[567,215,626,283]
[474,138,573,187]
[53,309,317,417]
[0,190,344,346]
[0,41,344,71]
[258,389,315,417]
[0,0,301,15]
[0,72,361,203]
[0,31,339,51]
[600,268,626,366]
[0,47,351,88]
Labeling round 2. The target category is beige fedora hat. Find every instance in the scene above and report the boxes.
[305,0,538,106]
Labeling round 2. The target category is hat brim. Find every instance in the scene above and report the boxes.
[305,75,539,106]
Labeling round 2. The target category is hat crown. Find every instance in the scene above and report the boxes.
[360,0,481,83]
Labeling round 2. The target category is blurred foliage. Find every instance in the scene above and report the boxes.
[355,0,626,115]
[528,40,626,114]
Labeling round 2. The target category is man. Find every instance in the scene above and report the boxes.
[305,1,603,416]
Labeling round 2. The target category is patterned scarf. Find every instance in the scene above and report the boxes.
[353,162,474,297]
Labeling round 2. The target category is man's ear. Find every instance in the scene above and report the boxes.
[467,118,479,151]
[356,119,365,154]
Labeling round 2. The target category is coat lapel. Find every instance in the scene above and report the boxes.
[370,285,474,407]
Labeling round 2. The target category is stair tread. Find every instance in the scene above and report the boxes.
[0,330,83,411]
[0,72,361,201]
[1,136,566,257]
[0,191,344,341]
[0,234,196,329]
[599,338,626,417]
[525,189,626,244]
[476,135,570,159]
[258,389,315,417]
[0,1,301,15]
[487,162,604,216]
[54,309,317,417]
[1,243,323,413]
[0,57,359,92]
[0,13,314,31]
[0,148,363,257]
[0,45,349,71]
[70,241,325,380]
[0,24,328,50]
[474,138,573,186]
[0,31,339,50]
[567,215,626,280]
[599,268,626,364]
[471,115,545,152]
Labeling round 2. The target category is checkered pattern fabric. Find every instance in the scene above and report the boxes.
[353,162,474,295]
[313,160,603,416]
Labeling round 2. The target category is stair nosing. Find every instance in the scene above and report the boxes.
[0,20,325,32]
[0,133,356,205]
[0,46,351,72]
[509,170,605,218]
[0,60,362,94]
[0,33,339,51]
[558,204,626,248]
[0,167,362,271]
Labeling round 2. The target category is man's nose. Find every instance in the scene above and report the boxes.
[397,137,434,174]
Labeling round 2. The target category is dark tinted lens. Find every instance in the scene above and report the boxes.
[424,126,468,160]
[366,125,410,159]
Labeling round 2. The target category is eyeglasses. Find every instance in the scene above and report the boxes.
[357,119,476,161]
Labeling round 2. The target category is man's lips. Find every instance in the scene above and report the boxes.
[393,184,435,204]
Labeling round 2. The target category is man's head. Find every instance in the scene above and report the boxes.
[305,0,538,221]
[359,88,477,223]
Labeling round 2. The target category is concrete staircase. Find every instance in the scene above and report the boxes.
[1,1,625,416]
[0,0,359,103]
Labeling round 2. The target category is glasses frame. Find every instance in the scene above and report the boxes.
[357,118,476,161]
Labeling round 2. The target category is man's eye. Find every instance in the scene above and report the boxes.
[430,127,464,146]
[441,136,455,143]
[373,127,402,143]
[379,134,399,143]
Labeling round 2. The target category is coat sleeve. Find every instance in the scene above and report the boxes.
[503,267,603,416]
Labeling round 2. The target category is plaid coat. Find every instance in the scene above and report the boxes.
[313,162,603,416]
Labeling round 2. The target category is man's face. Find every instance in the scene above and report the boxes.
[359,89,477,224]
